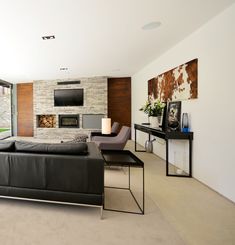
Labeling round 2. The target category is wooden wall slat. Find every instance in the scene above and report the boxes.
[17,83,33,136]
[108,77,131,132]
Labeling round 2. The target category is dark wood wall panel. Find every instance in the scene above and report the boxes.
[17,83,33,136]
[108,77,131,131]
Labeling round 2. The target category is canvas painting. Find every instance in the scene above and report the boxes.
[148,59,198,102]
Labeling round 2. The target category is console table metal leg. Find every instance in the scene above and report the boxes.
[134,128,146,152]
[135,128,137,151]
[166,139,169,176]
[143,164,145,214]
[189,139,192,177]
[166,139,192,178]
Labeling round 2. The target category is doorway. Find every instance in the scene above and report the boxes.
[0,80,12,139]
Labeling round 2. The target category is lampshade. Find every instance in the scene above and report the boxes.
[102,118,111,134]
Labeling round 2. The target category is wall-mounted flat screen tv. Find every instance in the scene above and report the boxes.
[54,89,84,106]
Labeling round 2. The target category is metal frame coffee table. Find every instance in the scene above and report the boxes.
[101,150,144,215]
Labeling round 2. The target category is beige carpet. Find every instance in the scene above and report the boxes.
[0,193,186,245]
[1,138,235,245]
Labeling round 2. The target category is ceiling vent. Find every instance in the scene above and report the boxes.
[142,21,161,30]
[42,35,55,40]
[57,81,81,85]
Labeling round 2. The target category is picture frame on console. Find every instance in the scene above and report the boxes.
[166,101,181,131]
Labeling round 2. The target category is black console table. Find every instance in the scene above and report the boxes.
[134,124,193,177]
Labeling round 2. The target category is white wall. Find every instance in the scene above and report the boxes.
[132,3,235,202]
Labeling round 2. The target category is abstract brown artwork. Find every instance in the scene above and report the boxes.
[148,59,198,101]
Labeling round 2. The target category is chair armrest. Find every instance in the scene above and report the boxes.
[96,141,124,150]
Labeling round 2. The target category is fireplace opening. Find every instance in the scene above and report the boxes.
[37,115,56,128]
[59,114,79,128]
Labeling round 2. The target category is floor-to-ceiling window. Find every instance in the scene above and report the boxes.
[0,80,12,139]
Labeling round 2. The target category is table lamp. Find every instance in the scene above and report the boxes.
[102,118,111,134]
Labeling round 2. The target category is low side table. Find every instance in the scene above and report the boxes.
[101,150,144,215]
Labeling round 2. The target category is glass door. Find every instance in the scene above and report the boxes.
[0,80,12,139]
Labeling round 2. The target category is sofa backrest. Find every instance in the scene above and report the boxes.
[0,142,104,195]
[14,141,88,155]
[0,140,89,155]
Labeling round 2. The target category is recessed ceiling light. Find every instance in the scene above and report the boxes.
[142,21,161,30]
[42,35,55,40]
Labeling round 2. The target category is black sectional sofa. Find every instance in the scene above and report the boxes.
[0,140,104,214]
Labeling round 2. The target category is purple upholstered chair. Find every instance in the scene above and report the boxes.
[92,126,131,150]
[111,122,120,134]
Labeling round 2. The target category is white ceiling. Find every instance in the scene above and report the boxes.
[0,0,234,83]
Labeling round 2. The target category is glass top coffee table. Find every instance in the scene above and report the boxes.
[101,150,144,215]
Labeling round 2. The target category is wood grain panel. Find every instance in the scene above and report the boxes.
[17,83,33,136]
[108,77,131,134]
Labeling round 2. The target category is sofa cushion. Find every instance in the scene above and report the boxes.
[0,154,9,185]
[15,141,88,155]
[0,141,15,152]
[47,143,88,155]
[15,141,47,153]
[9,154,46,189]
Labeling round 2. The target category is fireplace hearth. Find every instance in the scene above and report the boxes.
[59,114,79,128]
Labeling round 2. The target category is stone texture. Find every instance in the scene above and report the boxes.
[0,91,11,128]
[33,77,107,139]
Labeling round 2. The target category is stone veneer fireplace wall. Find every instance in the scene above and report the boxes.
[33,77,107,139]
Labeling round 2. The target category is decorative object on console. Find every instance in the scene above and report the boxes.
[166,101,181,131]
[148,59,198,102]
[139,95,165,128]
[101,118,111,134]
[182,113,190,132]
[145,138,156,153]
[149,116,159,128]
